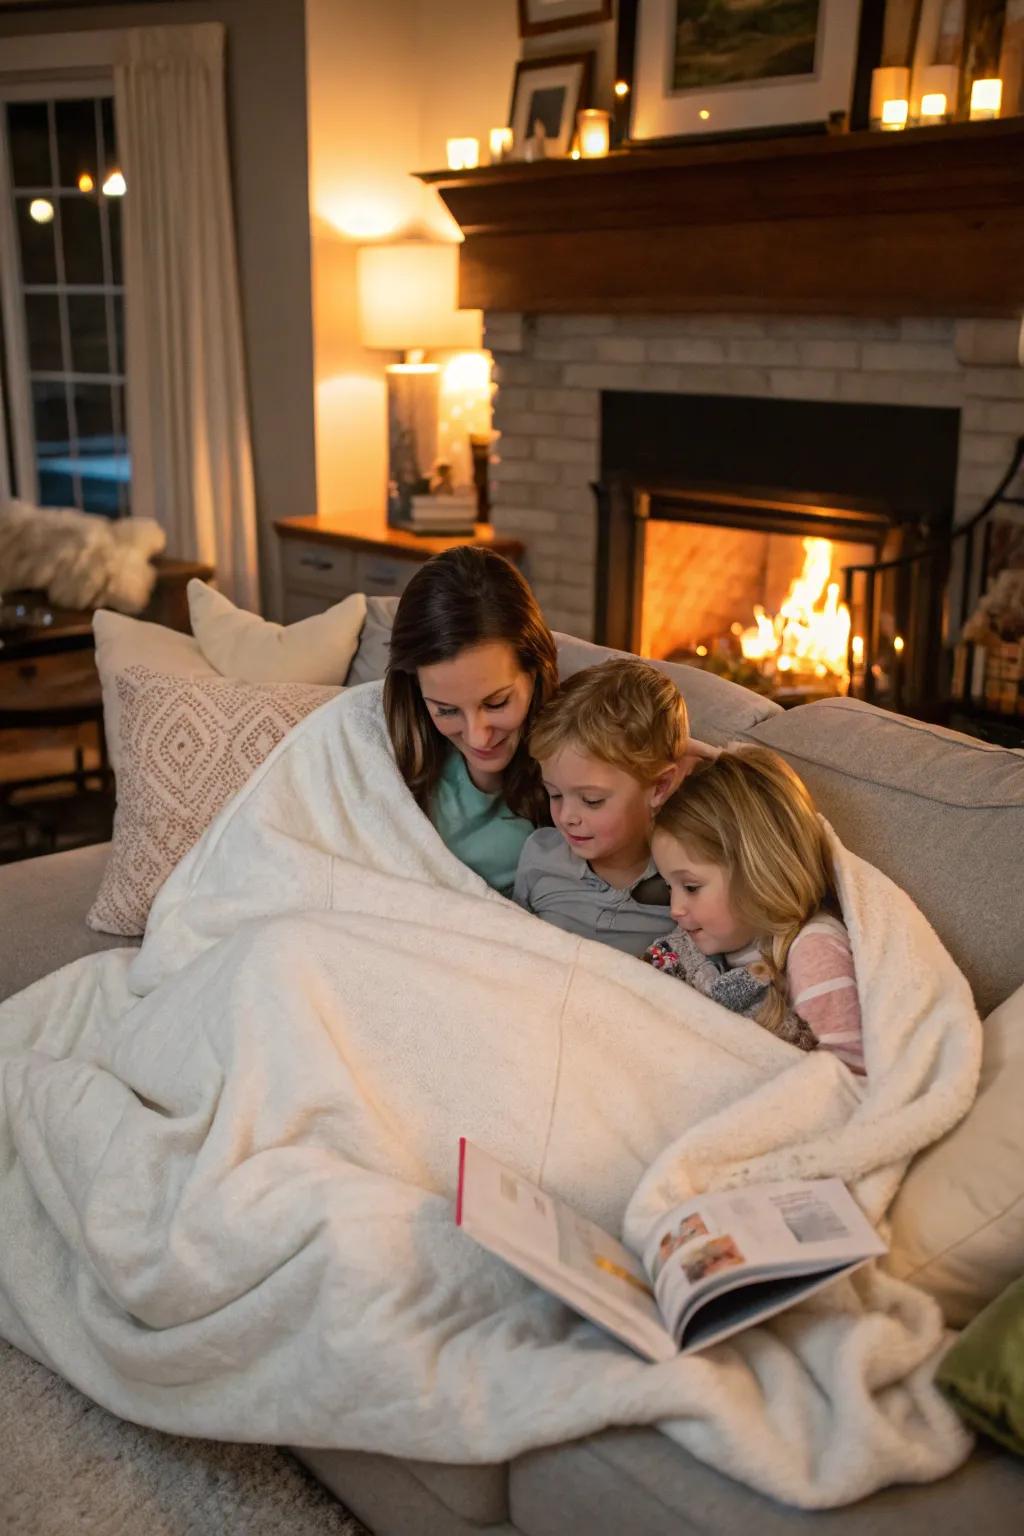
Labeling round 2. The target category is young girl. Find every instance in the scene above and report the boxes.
[645,745,865,1075]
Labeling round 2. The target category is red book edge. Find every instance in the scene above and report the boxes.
[456,1136,467,1226]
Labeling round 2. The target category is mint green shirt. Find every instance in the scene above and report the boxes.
[430,749,534,898]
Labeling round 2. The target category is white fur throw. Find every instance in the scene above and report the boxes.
[0,684,982,1508]
[0,500,165,612]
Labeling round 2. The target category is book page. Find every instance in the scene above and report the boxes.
[457,1139,675,1362]
[643,1180,885,1340]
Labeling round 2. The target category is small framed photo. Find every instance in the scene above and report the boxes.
[518,0,612,37]
[509,51,594,156]
[625,0,868,144]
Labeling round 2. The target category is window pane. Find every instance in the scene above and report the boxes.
[111,383,131,515]
[68,293,110,375]
[32,380,69,451]
[107,196,123,285]
[7,102,51,188]
[71,380,114,447]
[112,293,125,375]
[38,467,78,509]
[100,98,118,177]
[25,292,62,372]
[32,380,75,508]
[111,383,128,453]
[60,194,103,284]
[16,197,57,284]
[74,383,122,516]
[56,99,99,189]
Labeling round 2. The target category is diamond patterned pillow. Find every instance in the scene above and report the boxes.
[88,666,340,936]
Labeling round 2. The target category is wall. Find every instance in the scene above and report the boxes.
[487,311,1024,639]
[305,0,518,528]
[0,0,317,617]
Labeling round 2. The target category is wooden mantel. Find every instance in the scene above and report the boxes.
[420,120,1024,319]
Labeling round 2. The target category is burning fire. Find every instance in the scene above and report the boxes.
[738,538,852,686]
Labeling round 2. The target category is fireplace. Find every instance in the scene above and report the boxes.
[593,392,959,711]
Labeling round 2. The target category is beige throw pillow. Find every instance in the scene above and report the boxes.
[87,666,339,936]
[188,579,367,685]
[93,609,216,778]
[886,982,1024,1326]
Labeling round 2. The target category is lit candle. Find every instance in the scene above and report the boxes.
[576,108,610,159]
[870,66,910,131]
[969,78,1003,120]
[916,63,959,125]
[488,127,512,163]
[446,137,480,171]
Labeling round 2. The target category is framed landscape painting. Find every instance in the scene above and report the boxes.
[628,0,868,142]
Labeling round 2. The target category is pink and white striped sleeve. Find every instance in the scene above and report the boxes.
[786,916,865,1076]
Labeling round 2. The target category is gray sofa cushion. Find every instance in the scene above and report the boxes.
[345,595,400,687]
[511,1425,1024,1536]
[0,842,137,1003]
[291,1446,512,1534]
[744,697,1024,1016]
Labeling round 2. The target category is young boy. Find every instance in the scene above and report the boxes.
[514,658,704,956]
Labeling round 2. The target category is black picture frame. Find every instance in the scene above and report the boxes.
[508,50,595,157]
[518,0,613,38]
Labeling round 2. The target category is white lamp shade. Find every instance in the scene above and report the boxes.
[357,241,482,352]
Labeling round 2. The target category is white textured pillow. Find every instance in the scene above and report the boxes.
[188,579,366,685]
[87,667,339,936]
[886,981,1024,1325]
[93,608,216,777]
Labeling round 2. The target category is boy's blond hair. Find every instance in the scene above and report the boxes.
[528,658,689,783]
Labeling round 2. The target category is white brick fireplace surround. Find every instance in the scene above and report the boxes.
[487,313,1024,640]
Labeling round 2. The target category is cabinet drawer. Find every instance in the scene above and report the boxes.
[281,589,339,624]
[354,552,419,597]
[281,539,357,596]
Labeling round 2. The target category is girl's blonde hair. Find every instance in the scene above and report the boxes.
[654,745,837,1033]
[528,658,689,784]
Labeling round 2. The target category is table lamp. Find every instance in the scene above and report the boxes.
[357,241,484,527]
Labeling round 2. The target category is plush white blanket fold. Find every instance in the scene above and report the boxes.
[0,684,982,1507]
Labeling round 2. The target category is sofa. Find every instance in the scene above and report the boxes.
[2,596,1023,1535]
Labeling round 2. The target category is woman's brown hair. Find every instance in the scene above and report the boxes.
[383,546,559,823]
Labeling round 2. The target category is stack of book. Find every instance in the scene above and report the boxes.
[401,492,477,536]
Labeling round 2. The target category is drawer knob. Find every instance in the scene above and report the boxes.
[299,555,333,571]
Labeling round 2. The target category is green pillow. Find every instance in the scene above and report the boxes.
[937,1275,1024,1456]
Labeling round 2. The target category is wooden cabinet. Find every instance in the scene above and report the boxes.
[275,517,525,622]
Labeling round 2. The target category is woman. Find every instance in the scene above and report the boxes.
[384,545,559,897]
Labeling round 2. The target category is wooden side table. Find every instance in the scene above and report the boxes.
[274,516,525,623]
[0,556,213,861]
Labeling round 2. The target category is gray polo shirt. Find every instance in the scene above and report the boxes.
[513,826,674,957]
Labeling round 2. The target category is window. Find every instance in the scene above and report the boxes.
[0,91,129,516]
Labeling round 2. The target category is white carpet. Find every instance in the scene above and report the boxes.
[0,1340,368,1535]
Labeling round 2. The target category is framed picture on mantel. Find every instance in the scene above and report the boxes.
[509,51,594,156]
[625,0,876,144]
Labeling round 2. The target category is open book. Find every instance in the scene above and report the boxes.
[456,1139,887,1362]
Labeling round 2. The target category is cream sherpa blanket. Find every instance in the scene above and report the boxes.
[0,684,981,1508]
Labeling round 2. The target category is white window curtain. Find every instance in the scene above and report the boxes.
[115,23,258,610]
